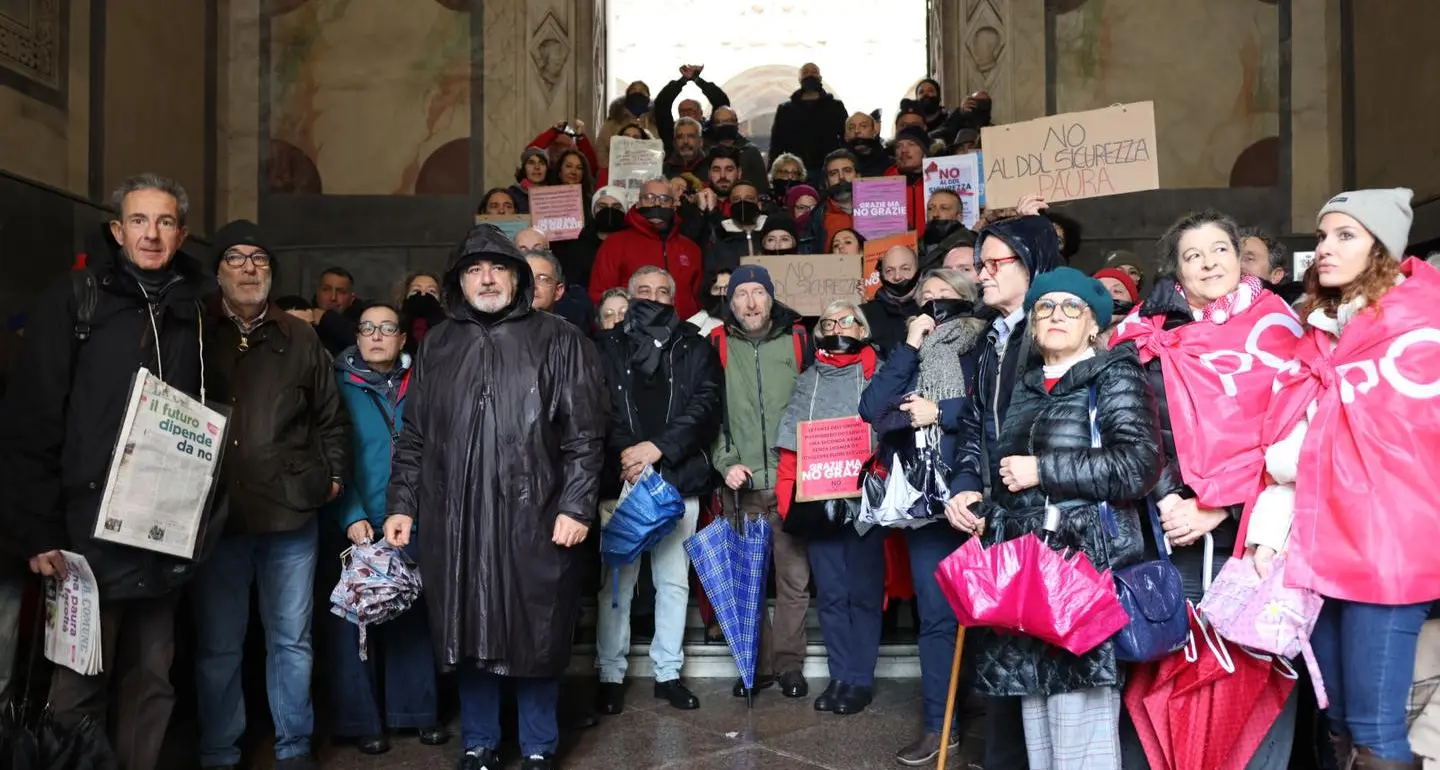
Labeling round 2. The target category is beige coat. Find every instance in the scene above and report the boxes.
[595,97,657,168]
[1413,619,1440,768]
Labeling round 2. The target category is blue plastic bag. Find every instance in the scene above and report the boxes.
[600,466,685,606]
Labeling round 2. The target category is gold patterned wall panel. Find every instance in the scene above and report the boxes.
[269,0,471,195]
[1053,0,1280,189]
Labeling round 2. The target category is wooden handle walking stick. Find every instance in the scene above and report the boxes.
[936,625,968,769]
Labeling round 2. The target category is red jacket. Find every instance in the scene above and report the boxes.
[588,208,704,319]
[529,127,599,176]
[884,165,926,241]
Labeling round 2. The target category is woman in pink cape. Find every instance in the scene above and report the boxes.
[1245,187,1440,769]
[1108,210,1305,770]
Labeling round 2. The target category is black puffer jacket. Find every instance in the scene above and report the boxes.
[0,228,215,598]
[972,346,1162,697]
[595,302,723,499]
[1116,278,1242,599]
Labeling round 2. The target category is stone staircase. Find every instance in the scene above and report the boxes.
[566,599,922,679]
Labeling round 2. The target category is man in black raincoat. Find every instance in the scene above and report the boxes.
[383,224,607,770]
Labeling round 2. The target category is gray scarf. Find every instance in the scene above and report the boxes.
[917,317,984,403]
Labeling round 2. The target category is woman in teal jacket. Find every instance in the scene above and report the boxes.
[326,304,446,755]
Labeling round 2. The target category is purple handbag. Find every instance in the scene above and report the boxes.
[1198,554,1328,708]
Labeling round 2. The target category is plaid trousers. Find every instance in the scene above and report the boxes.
[1020,686,1123,770]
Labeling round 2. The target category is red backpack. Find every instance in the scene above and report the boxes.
[706,322,813,372]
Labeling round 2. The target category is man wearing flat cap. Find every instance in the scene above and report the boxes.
[383,223,607,770]
[192,218,350,770]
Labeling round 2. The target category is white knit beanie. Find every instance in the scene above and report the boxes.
[1317,187,1414,260]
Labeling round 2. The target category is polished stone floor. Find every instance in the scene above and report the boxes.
[240,678,986,770]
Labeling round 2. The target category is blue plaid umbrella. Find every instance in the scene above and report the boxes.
[684,506,772,706]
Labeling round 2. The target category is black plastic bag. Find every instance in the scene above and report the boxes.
[782,497,855,539]
[0,699,39,770]
[37,712,116,770]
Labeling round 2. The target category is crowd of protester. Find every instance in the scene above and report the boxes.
[0,59,1436,770]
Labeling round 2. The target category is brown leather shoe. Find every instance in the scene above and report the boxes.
[1330,732,1355,770]
[894,732,961,767]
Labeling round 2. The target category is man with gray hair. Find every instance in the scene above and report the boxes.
[524,246,595,334]
[663,116,707,178]
[1238,226,1290,286]
[592,266,722,716]
[589,178,705,319]
[0,172,213,770]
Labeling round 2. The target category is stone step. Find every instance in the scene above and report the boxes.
[566,627,922,679]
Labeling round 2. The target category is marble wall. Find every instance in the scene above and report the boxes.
[1352,0,1440,204]
[0,0,90,195]
[103,0,207,228]
[1053,0,1280,190]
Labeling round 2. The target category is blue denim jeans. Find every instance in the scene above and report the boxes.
[193,517,318,767]
[809,526,886,686]
[327,540,438,737]
[905,522,969,734]
[596,496,698,684]
[457,668,561,757]
[1311,598,1432,761]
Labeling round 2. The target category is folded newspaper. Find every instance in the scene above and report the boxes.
[45,551,103,675]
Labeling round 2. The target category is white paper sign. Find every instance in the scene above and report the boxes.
[1293,250,1316,278]
[607,137,665,207]
[45,552,103,675]
[922,154,984,230]
[92,368,227,559]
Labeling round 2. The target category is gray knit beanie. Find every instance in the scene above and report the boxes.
[1317,187,1414,260]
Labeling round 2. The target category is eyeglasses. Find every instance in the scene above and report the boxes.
[222,250,271,268]
[819,315,859,332]
[358,320,401,337]
[981,256,1020,276]
[1032,298,1088,320]
[638,193,675,205]
[533,274,557,286]
[793,203,816,215]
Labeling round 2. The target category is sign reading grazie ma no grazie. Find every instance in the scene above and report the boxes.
[981,102,1159,204]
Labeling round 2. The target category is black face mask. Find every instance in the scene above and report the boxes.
[848,137,882,156]
[707,294,726,315]
[401,292,443,319]
[964,100,993,127]
[639,206,674,229]
[923,219,962,245]
[625,93,651,116]
[828,180,854,202]
[1110,300,1136,322]
[816,335,865,355]
[918,96,941,115]
[731,200,760,227]
[712,123,740,142]
[595,207,627,233]
[771,179,794,199]
[762,244,798,256]
[881,274,920,298]
[922,298,975,326]
[800,76,822,93]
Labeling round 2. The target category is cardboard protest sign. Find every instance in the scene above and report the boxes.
[475,214,530,241]
[853,177,909,239]
[529,184,584,241]
[796,416,872,502]
[981,101,1159,205]
[861,232,917,300]
[922,154,983,229]
[740,253,863,317]
[608,136,665,207]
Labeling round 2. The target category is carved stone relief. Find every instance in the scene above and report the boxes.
[962,0,1006,102]
[529,10,571,98]
[0,0,66,99]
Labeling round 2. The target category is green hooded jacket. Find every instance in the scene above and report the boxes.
[710,302,808,490]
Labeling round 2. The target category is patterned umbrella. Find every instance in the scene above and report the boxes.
[684,499,772,707]
[329,541,424,660]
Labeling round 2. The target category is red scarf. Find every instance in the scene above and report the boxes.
[817,346,878,378]
[1109,289,1302,508]
[1255,258,1440,604]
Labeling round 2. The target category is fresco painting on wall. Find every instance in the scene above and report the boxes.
[1052,0,1279,189]
[269,0,472,196]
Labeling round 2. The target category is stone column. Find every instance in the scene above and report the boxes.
[216,0,262,225]
[481,0,604,191]
[930,0,1047,125]
[1288,0,1345,233]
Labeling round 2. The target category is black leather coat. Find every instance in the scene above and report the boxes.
[1116,278,1244,600]
[972,346,1162,697]
[594,305,723,499]
[387,225,608,675]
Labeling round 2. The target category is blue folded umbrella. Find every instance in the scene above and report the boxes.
[685,506,771,705]
[601,466,685,605]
